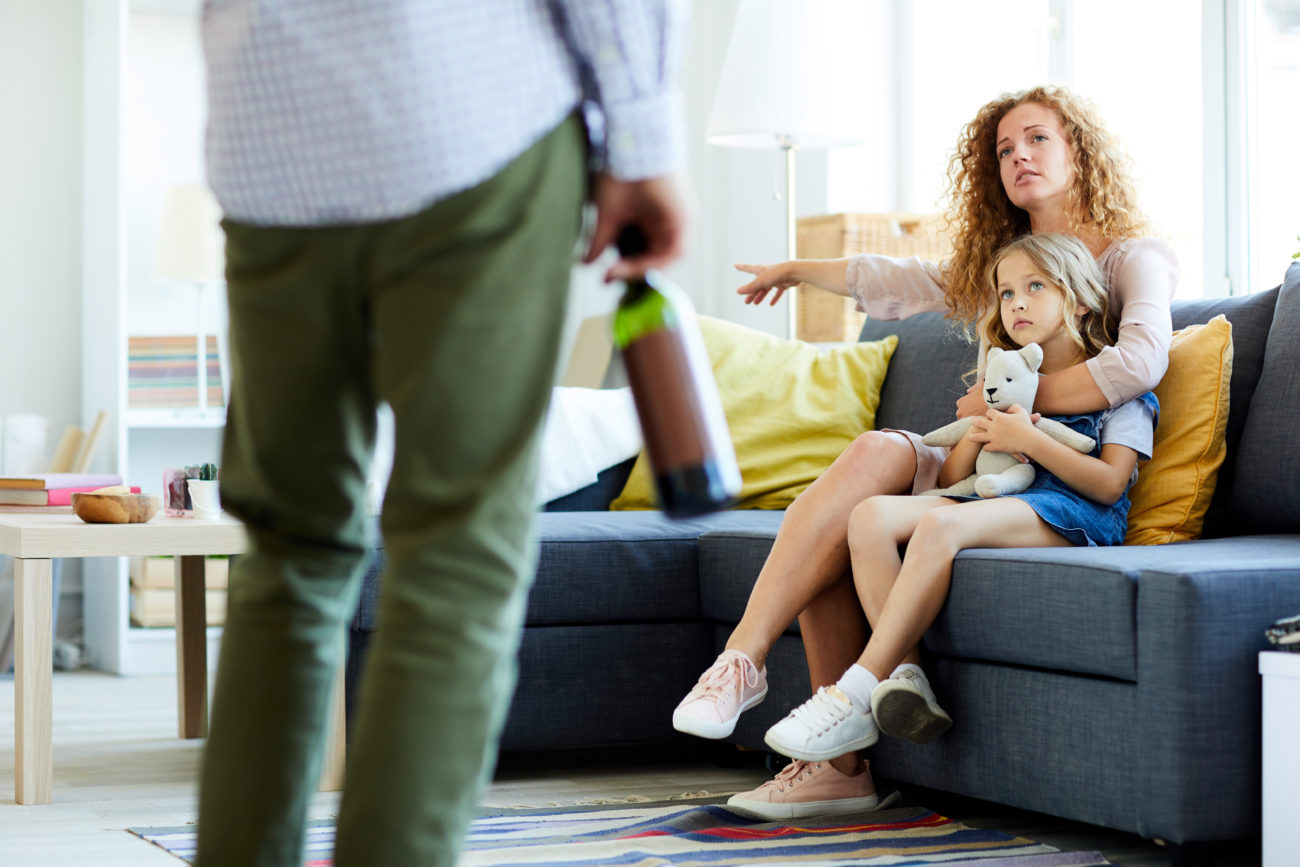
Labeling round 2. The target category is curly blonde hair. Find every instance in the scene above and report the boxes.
[979,234,1117,365]
[942,85,1148,326]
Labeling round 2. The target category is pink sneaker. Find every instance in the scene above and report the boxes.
[672,650,767,739]
[726,758,880,820]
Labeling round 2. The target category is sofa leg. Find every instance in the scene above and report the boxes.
[1165,841,1213,867]
[1164,837,1258,867]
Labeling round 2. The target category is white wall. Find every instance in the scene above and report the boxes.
[0,0,86,637]
[0,0,84,442]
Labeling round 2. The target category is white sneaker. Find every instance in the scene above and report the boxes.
[870,668,952,744]
[763,686,879,761]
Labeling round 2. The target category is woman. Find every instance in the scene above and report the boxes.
[671,85,1178,819]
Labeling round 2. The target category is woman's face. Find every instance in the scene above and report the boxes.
[995,102,1075,218]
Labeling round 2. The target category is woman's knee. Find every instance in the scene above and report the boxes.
[788,433,914,520]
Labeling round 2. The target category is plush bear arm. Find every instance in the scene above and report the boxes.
[1032,418,1096,454]
[922,417,975,448]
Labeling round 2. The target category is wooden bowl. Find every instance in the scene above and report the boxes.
[71,492,162,524]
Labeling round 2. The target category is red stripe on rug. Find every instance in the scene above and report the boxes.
[620,812,952,840]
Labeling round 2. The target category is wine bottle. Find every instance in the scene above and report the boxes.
[611,227,741,517]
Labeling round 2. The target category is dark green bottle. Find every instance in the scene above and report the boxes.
[611,228,741,517]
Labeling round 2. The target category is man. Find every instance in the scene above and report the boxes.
[195,2,689,864]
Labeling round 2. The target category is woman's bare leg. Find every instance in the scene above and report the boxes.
[724,433,918,669]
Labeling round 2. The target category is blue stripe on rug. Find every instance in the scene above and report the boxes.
[128,804,1111,866]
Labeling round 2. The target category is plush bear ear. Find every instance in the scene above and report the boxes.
[1019,342,1044,372]
[986,346,1003,362]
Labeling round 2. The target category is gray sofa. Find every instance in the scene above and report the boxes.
[349,260,1300,859]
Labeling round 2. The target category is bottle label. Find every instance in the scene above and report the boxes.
[623,327,711,473]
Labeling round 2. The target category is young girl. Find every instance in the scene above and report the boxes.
[679,234,1158,819]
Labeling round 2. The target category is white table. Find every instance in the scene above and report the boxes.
[1261,650,1300,867]
[0,512,344,804]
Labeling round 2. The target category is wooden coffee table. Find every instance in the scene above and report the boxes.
[0,512,344,805]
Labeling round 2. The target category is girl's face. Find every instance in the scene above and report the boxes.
[996,251,1086,354]
[995,102,1075,217]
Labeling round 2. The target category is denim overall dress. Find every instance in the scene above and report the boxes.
[1002,391,1160,547]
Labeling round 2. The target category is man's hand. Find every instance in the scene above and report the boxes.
[583,173,690,281]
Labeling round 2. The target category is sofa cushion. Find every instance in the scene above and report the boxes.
[697,528,1140,680]
[1124,315,1233,545]
[529,510,784,625]
[611,317,897,510]
[697,529,1299,683]
[859,312,979,436]
[1170,285,1279,535]
[1230,261,1300,532]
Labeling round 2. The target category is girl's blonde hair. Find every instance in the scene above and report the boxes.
[942,85,1147,325]
[980,233,1116,362]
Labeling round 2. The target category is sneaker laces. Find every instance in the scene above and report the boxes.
[688,652,759,707]
[760,759,817,793]
[787,686,854,732]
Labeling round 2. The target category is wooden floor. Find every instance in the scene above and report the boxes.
[0,671,1257,866]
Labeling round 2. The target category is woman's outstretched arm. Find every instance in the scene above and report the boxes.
[735,258,853,306]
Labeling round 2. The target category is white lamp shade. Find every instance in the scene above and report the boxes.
[706,0,870,150]
[154,182,225,284]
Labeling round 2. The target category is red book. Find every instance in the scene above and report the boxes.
[0,485,142,507]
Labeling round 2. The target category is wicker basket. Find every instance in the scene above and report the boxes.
[795,213,953,343]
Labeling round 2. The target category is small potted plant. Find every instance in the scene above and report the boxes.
[185,462,222,518]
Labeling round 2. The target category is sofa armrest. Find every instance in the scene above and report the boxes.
[1133,534,1300,841]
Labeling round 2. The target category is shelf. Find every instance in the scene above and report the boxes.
[127,408,226,429]
[128,625,223,641]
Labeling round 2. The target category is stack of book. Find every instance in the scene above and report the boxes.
[127,335,224,410]
[0,473,136,509]
[129,555,229,628]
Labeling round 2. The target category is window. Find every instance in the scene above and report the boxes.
[1249,1,1300,290]
[906,1,1205,297]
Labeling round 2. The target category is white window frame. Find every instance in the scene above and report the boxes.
[1208,0,1259,297]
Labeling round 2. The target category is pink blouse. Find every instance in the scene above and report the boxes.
[845,237,1179,407]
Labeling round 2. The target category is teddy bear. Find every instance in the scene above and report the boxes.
[919,343,1096,499]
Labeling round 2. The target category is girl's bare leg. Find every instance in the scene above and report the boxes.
[856,497,1072,680]
[724,433,918,669]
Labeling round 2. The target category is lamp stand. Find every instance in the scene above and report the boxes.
[783,141,798,340]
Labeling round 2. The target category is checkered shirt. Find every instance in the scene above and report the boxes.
[202,0,688,226]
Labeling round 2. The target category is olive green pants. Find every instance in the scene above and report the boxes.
[196,114,587,867]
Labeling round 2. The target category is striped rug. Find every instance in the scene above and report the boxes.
[128,804,1111,865]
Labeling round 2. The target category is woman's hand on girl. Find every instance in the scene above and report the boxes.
[955,382,988,418]
[735,263,799,305]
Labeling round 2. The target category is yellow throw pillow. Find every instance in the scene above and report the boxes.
[610,316,897,511]
[1125,314,1233,545]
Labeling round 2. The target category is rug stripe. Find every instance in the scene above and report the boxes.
[129,804,1109,867]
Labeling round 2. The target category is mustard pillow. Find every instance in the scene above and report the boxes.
[1125,314,1233,545]
[610,316,897,511]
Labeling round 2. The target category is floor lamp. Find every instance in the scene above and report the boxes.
[705,0,868,339]
[154,183,228,414]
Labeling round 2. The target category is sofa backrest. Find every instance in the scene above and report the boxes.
[1226,261,1300,534]
[860,311,979,437]
[1169,279,1281,536]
